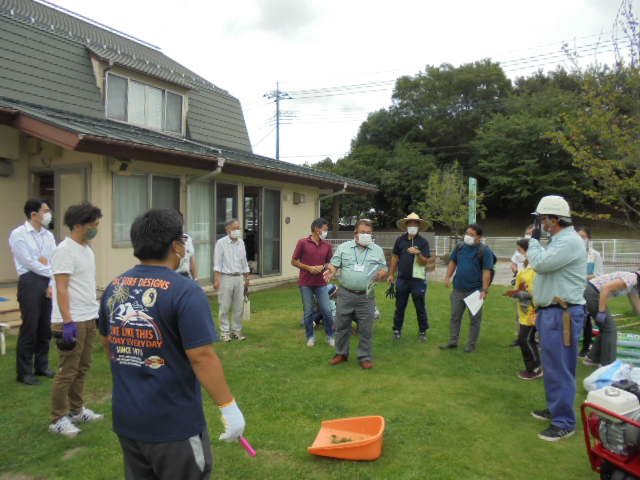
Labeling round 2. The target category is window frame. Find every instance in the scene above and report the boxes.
[105,72,184,135]
[112,172,182,248]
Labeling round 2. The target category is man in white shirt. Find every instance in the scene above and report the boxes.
[49,203,104,437]
[214,219,250,342]
[9,198,56,385]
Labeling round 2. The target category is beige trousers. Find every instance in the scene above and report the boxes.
[51,320,97,422]
[218,275,245,335]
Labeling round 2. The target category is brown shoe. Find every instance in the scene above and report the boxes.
[329,354,348,365]
[359,360,374,370]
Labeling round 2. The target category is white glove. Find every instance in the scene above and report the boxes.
[219,399,246,442]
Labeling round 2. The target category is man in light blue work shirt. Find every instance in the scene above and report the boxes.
[324,219,387,369]
[527,195,587,442]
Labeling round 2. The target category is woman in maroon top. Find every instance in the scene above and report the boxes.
[291,218,335,347]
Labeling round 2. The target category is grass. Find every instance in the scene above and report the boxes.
[0,282,637,480]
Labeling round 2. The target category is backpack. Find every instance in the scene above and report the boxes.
[453,242,498,285]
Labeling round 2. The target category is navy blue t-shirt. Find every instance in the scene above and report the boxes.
[392,234,431,280]
[450,244,495,291]
[98,264,218,442]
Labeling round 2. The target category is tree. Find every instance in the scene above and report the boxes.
[418,163,486,236]
[552,0,640,226]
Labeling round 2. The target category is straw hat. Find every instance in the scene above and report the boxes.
[397,212,429,231]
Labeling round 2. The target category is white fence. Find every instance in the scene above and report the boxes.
[328,234,640,273]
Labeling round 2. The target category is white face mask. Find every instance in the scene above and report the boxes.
[40,212,52,227]
[357,233,372,247]
[407,226,419,236]
[319,230,328,240]
[230,229,242,239]
[524,234,531,239]
[463,234,476,246]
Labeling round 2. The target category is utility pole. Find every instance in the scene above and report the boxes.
[264,82,292,161]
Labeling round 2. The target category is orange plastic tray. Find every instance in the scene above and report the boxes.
[307,415,385,461]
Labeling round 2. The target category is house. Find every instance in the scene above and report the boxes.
[0,0,376,291]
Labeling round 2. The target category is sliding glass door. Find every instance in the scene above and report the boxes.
[187,182,214,282]
[261,188,281,275]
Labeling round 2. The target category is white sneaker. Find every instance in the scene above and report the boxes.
[49,416,81,437]
[328,336,335,347]
[306,337,316,347]
[69,407,104,424]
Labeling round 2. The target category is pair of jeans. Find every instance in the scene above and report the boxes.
[537,305,586,431]
[392,277,428,334]
[300,286,334,339]
[448,289,483,349]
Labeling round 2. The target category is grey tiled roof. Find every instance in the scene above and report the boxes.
[0,98,376,191]
[0,0,252,151]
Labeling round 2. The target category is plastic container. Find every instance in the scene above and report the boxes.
[307,415,385,461]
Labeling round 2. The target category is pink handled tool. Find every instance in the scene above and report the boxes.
[239,436,256,457]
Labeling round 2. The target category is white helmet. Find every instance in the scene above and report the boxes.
[533,195,571,218]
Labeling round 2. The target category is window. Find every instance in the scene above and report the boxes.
[262,189,281,275]
[106,73,184,134]
[188,182,214,282]
[113,174,179,245]
[216,184,238,241]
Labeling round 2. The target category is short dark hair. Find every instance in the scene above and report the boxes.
[311,217,329,232]
[548,215,573,227]
[467,223,483,237]
[516,238,530,251]
[131,209,183,261]
[24,198,47,219]
[354,218,373,232]
[576,226,592,239]
[63,203,102,230]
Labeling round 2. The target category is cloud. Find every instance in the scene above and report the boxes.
[225,0,318,38]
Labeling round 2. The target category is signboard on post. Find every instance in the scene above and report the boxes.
[468,177,477,224]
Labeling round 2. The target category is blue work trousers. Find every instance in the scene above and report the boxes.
[392,278,429,333]
[537,305,586,431]
[300,286,334,339]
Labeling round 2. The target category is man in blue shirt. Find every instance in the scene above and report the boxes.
[99,209,246,480]
[388,213,432,342]
[527,195,587,442]
[440,224,495,353]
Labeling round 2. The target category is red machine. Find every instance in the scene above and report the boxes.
[582,383,640,479]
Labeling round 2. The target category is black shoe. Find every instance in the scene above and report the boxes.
[531,408,552,421]
[578,348,590,358]
[392,330,401,340]
[17,375,41,386]
[439,343,457,350]
[418,333,427,343]
[538,425,575,442]
[35,369,55,378]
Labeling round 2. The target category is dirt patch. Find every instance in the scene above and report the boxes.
[62,447,86,460]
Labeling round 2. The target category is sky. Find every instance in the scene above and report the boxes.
[46,0,633,165]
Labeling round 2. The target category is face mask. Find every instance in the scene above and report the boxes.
[319,231,328,240]
[524,234,531,239]
[357,233,372,247]
[230,229,242,239]
[41,212,52,227]
[463,234,475,246]
[407,226,419,236]
[85,227,98,240]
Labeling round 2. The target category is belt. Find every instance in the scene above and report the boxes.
[221,272,243,276]
[343,287,366,295]
[538,303,582,310]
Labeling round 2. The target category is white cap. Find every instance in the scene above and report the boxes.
[533,195,571,218]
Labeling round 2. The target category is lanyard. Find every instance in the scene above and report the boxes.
[353,246,369,265]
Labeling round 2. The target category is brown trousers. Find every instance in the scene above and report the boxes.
[51,320,97,422]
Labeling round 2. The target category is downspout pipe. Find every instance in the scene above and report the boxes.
[319,182,348,201]
[188,152,225,183]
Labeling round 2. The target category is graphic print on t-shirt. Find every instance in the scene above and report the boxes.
[104,277,168,369]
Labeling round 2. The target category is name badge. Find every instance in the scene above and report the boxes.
[353,264,365,272]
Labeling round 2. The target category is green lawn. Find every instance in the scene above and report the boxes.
[0,282,636,480]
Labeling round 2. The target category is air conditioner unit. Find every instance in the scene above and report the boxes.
[293,192,305,205]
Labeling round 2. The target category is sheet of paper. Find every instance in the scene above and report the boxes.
[464,290,484,316]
